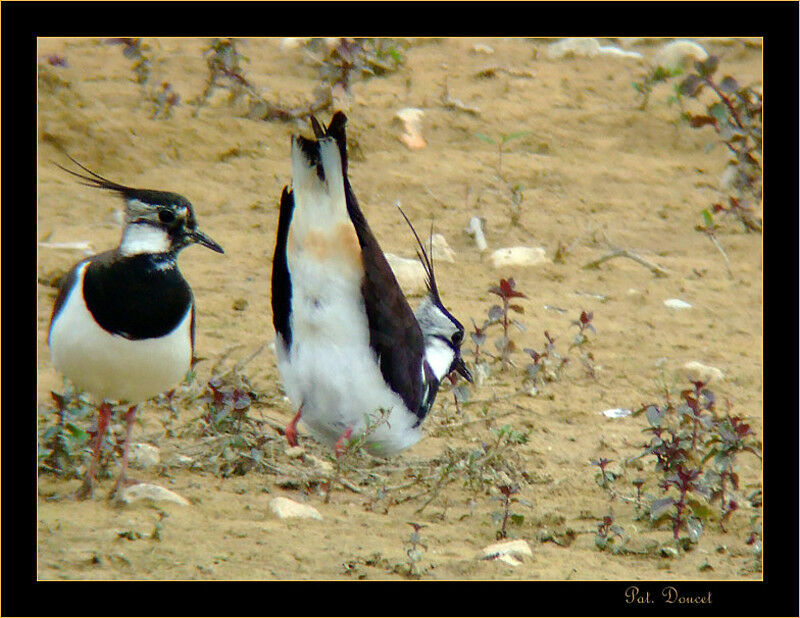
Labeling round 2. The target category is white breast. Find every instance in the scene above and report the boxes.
[276,248,421,455]
[49,262,192,404]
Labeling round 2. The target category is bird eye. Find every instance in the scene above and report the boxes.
[158,209,176,224]
[451,331,463,346]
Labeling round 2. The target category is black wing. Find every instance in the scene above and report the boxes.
[323,113,426,419]
[271,185,294,348]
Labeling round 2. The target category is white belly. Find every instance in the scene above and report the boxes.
[49,262,192,404]
[276,251,421,456]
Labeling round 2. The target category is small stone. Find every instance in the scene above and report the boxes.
[465,217,488,252]
[129,443,160,469]
[597,45,643,60]
[386,253,428,296]
[490,246,549,269]
[683,361,725,384]
[472,43,494,55]
[545,37,601,59]
[285,446,305,458]
[119,483,190,506]
[269,497,323,521]
[479,539,533,565]
[171,454,194,467]
[602,408,632,418]
[659,546,679,558]
[431,234,455,263]
[305,454,334,474]
[498,554,522,567]
[394,108,426,150]
[664,298,692,310]
[653,40,708,72]
[280,38,310,51]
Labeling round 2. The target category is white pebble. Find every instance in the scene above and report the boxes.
[545,37,600,59]
[269,497,323,521]
[305,454,334,474]
[170,454,194,467]
[285,446,305,459]
[280,38,310,51]
[129,443,160,469]
[653,40,708,72]
[431,233,455,263]
[394,108,426,150]
[664,298,692,310]
[602,408,632,418]
[683,361,725,384]
[119,483,190,506]
[472,43,495,55]
[479,539,533,566]
[465,217,488,252]
[490,246,549,269]
[597,45,644,60]
[386,253,428,296]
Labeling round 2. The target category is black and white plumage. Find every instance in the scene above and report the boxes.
[48,157,223,497]
[271,113,471,456]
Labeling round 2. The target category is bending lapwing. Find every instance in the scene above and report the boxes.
[271,112,471,457]
[47,157,224,498]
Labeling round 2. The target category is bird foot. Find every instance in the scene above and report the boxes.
[285,407,303,447]
[334,427,353,458]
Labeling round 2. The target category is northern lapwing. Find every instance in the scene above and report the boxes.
[47,157,224,498]
[270,112,471,457]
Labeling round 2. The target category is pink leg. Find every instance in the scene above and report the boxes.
[76,401,112,499]
[285,406,303,447]
[334,427,353,459]
[112,405,139,496]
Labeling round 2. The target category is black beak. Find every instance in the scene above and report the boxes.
[451,356,473,383]
[190,229,224,254]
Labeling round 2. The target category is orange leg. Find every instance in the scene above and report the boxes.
[112,405,139,496]
[285,406,303,447]
[334,427,353,458]
[76,401,113,500]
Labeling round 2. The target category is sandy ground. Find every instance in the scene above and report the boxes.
[36,37,762,583]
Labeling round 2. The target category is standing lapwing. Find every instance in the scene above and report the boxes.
[47,157,224,498]
[271,112,471,457]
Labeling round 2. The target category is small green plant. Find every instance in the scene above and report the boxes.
[246,38,408,122]
[631,379,762,549]
[108,38,152,84]
[108,38,181,119]
[38,385,95,479]
[404,522,428,577]
[475,131,531,180]
[195,369,272,478]
[569,310,597,378]
[590,457,619,491]
[486,278,528,371]
[324,408,392,503]
[594,514,627,553]
[492,484,530,540]
[523,329,569,392]
[680,56,762,234]
[194,38,255,117]
[631,65,683,110]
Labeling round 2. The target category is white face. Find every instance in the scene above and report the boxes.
[415,295,463,381]
[119,222,171,256]
[424,335,456,381]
